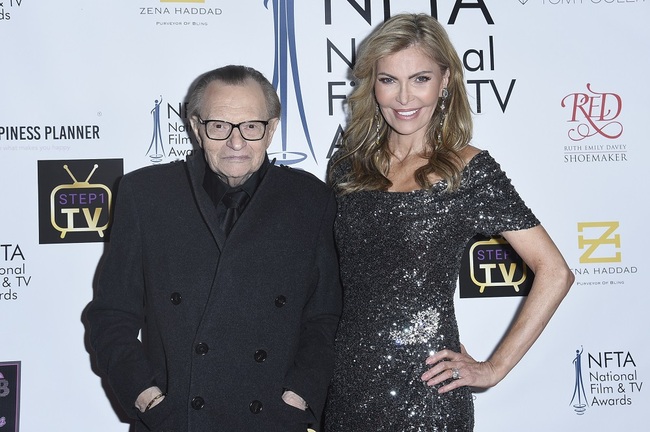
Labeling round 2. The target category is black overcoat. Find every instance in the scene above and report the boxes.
[86,151,342,432]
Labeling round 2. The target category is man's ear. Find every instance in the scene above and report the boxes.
[189,116,203,148]
[264,118,280,149]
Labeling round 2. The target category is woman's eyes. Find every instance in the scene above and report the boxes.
[377,75,432,84]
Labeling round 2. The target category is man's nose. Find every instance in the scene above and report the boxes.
[227,127,248,150]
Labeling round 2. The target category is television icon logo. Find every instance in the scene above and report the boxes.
[459,235,534,298]
[50,164,112,239]
[468,237,529,293]
[38,159,123,244]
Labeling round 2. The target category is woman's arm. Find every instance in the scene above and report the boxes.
[421,224,574,392]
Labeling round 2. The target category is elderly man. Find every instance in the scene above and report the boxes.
[86,65,341,432]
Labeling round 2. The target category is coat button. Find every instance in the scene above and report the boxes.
[195,343,209,355]
[274,295,287,307]
[170,292,182,305]
[249,400,263,414]
[254,349,267,363]
[191,396,205,410]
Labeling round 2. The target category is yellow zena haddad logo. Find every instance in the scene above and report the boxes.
[578,221,621,264]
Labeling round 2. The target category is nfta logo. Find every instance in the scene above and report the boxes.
[561,83,623,141]
[0,0,24,21]
[38,159,123,244]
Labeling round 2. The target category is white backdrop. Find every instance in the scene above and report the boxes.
[1,1,648,431]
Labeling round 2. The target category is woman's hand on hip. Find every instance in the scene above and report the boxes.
[421,344,499,393]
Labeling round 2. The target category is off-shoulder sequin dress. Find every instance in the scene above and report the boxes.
[324,151,539,432]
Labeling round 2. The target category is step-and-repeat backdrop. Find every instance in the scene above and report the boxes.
[1,1,647,430]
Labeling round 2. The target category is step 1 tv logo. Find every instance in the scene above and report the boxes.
[38,159,123,244]
[459,234,534,298]
[0,361,20,432]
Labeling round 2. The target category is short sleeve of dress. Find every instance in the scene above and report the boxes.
[463,151,540,236]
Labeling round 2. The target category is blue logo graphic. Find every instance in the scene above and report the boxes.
[570,346,589,415]
[265,0,317,165]
[146,95,165,164]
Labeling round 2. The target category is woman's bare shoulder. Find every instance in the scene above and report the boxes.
[459,145,482,165]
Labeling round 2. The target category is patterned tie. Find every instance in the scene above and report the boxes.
[221,189,249,235]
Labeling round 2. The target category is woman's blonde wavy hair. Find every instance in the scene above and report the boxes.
[331,13,473,193]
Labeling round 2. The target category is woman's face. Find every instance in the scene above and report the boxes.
[374,45,449,142]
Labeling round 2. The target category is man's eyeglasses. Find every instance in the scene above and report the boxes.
[197,117,271,141]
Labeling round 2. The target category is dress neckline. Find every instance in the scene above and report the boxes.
[378,150,489,195]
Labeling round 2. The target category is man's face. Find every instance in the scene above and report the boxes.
[190,79,278,187]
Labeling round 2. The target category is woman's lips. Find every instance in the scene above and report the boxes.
[394,108,420,118]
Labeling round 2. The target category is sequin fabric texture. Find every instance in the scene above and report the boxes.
[324,151,539,432]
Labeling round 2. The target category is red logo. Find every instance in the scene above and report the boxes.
[561,83,622,141]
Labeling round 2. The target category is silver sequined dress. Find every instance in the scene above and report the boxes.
[324,151,539,432]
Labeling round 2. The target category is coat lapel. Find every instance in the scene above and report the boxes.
[185,152,226,250]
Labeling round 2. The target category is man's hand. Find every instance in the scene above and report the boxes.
[135,386,165,413]
[282,390,308,411]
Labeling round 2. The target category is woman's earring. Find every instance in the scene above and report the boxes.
[374,104,381,147]
[437,88,449,144]
[441,88,449,110]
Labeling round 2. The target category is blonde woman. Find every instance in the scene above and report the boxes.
[325,14,573,431]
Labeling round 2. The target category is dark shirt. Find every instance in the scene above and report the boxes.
[202,154,271,232]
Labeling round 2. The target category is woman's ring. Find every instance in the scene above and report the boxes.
[451,368,460,380]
